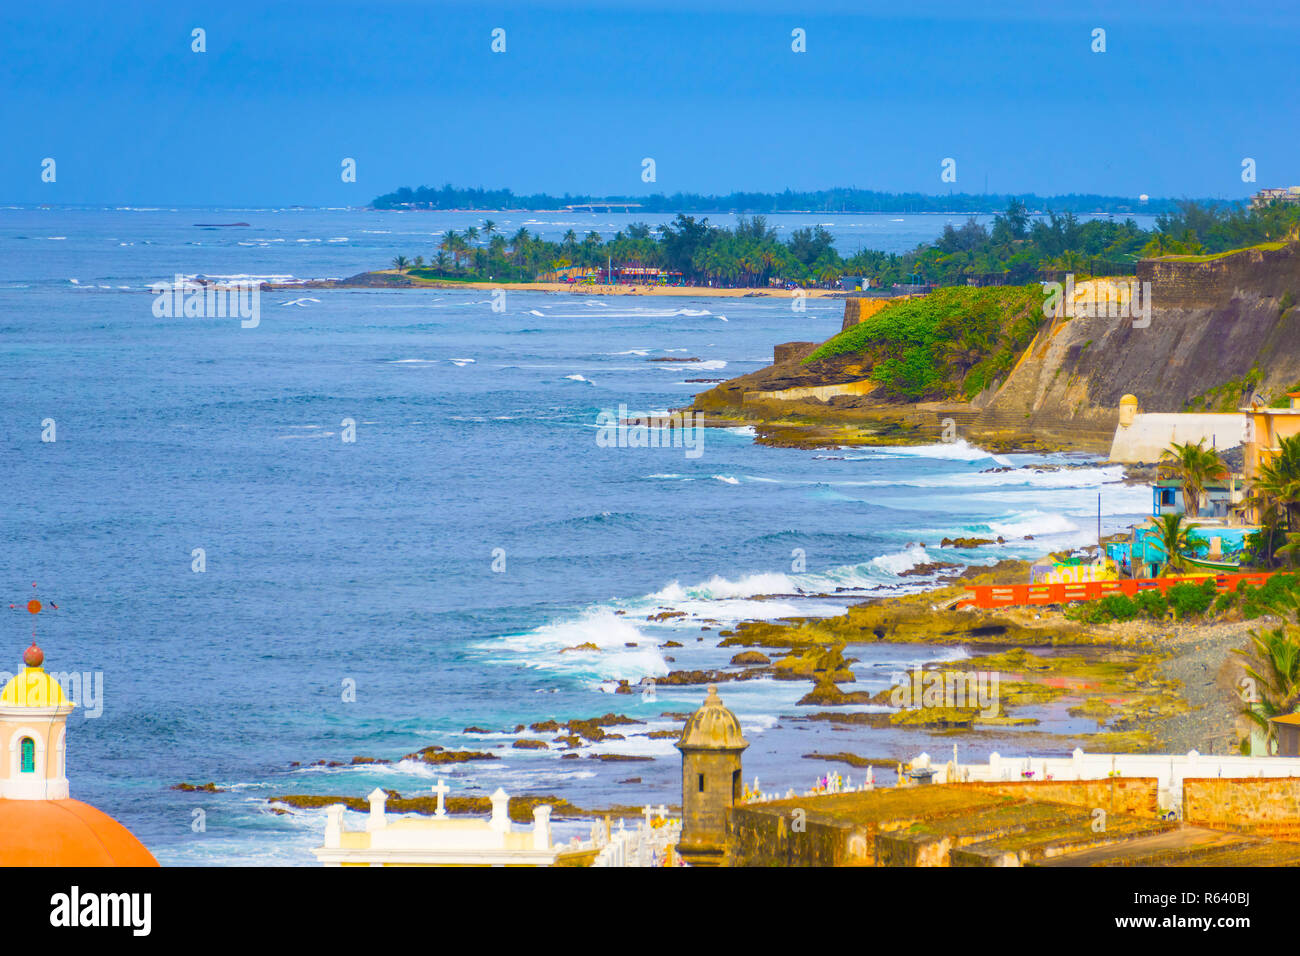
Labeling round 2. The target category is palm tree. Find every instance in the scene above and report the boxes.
[482,219,496,237]
[1234,599,1300,749]
[1161,439,1227,519]
[1151,512,1195,576]
[441,230,461,269]
[465,226,480,245]
[1248,503,1290,568]
[391,255,410,273]
[1255,434,1300,531]
[1276,532,1300,570]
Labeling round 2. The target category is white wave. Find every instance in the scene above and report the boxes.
[712,474,740,485]
[564,374,592,383]
[869,545,933,575]
[479,608,669,681]
[649,571,794,602]
[986,512,1079,538]
[450,358,475,367]
[868,440,1012,465]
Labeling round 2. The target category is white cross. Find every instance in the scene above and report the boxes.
[432,778,450,817]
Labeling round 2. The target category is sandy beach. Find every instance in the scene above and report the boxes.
[297,270,846,298]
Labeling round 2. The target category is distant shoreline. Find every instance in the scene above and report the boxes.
[266,270,844,298]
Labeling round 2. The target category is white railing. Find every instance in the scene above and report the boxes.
[914,748,1300,811]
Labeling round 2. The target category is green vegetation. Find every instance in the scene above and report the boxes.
[1183,367,1263,412]
[1066,573,1300,625]
[802,285,1044,401]
[1250,434,1300,568]
[380,197,1300,290]
[1235,589,1300,746]
[372,183,1190,215]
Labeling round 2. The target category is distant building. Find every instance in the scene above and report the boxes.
[1250,186,1300,209]
[1269,714,1300,757]
[1242,391,1300,484]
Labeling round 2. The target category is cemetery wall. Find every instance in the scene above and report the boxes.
[1182,777,1300,839]
[955,778,1160,818]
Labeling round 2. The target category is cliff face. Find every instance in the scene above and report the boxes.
[982,242,1300,445]
[687,242,1300,452]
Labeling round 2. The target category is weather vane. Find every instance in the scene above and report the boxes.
[9,583,57,644]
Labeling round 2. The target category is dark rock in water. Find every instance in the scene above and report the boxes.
[618,777,643,784]
[463,725,492,734]
[400,745,499,765]
[940,536,996,548]
[730,651,772,666]
[662,640,683,648]
[351,756,390,765]
[530,719,562,732]
[796,674,876,706]
[561,753,580,760]
[172,781,225,792]
[588,753,654,762]
[801,752,897,769]
[898,561,961,578]
[648,610,687,622]
[512,739,549,750]
[644,729,680,739]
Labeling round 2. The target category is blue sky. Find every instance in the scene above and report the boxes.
[1,0,1296,206]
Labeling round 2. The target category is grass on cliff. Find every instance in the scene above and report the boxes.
[803,285,1045,401]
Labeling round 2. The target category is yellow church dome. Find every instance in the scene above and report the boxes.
[676,685,748,751]
[0,644,71,708]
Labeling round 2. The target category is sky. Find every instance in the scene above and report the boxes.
[1,0,1296,206]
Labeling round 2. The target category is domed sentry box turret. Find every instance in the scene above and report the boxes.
[675,684,748,866]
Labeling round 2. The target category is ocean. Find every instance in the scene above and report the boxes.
[0,207,1156,864]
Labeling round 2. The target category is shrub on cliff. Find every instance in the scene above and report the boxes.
[1166,578,1218,619]
[802,285,1045,402]
[1133,589,1169,620]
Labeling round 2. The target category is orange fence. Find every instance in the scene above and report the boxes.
[956,571,1277,610]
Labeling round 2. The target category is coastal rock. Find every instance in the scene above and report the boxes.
[172,782,225,792]
[800,752,896,769]
[511,739,549,750]
[401,745,500,765]
[796,674,875,706]
[647,610,687,622]
[587,754,654,762]
[729,651,771,666]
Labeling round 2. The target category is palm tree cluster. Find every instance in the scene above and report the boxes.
[388,200,1300,290]
[1252,434,1300,568]
[403,214,843,288]
[1235,591,1300,750]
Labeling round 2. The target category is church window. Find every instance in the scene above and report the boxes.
[20,737,35,773]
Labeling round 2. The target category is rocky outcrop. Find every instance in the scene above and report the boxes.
[685,243,1300,452]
